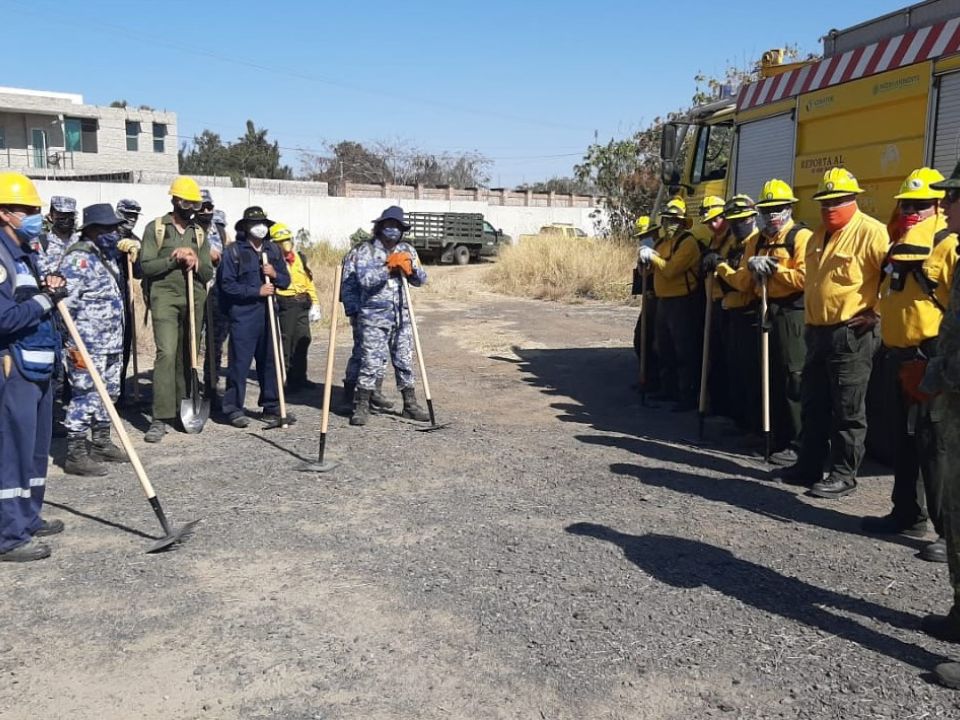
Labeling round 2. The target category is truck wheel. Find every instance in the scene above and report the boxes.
[453,245,471,266]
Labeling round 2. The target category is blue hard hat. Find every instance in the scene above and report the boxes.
[80,203,124,229]
[371,205,410,230]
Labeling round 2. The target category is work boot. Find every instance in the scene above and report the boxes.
[935,662,960,690]
[809,476,857,499]
[64,432,108,477]
[776,462,817,488]
[0,539,51,563]
[144,419,167,443]
[90,423,128,463]
[921,537,948,563]
[921,609,960,643]
[371,378,394,412]
[860,513,927,538]
[767,448,798,467]
[340,381,356,414]
[34,518,64,537]
[401,387,430,422]
[262,412,297,429]
[351,388,372,426]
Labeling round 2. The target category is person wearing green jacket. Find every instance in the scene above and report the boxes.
[139,176,213,443]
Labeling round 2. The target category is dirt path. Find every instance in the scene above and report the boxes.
[3,265,959,719]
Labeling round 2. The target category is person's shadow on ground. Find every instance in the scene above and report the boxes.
[608,463,925,552]
[565,523,947,672]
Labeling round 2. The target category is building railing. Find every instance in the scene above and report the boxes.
[0,147,75,171]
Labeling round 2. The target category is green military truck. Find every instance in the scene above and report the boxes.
[405,212,510,264]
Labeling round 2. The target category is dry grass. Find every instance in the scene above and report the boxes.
[486,236,635,303]
[302,241,349,327]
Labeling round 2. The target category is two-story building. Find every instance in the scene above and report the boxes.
[0,86,179,181]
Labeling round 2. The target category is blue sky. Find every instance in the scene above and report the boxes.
[9,0,910,186]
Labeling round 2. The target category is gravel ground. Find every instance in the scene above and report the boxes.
[3,265,960,719]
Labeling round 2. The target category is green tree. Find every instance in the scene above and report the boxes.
[179,121,292,186]
[517,176,596,195]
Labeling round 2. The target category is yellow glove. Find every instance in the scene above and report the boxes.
[117,238,141,261]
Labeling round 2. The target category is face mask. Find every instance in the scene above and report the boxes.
[661,220,682,236]
[196,212,214,226]
[95,230,120,251]
[380,227,402,243]
[730,218,755,240]
[248,224,269,240]
[821,201,857,233]
[174,205,196,223]
[12,213,43,243]
[53,216,76,234]
[899,213,922,233]
[761,208,792,236]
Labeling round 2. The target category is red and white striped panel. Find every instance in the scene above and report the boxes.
[737,16,960,111]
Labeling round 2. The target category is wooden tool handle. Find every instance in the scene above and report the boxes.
[126,254,140,400]
[262,252,287,424]
[186,268,199,370]
[401,276,432,402]
[321,265,343,434]
[760,279,771,435]
[639,270,648,386]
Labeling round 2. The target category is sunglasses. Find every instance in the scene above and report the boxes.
[900,200,936,213]
[201,203,214,212]
[176,199,203,211]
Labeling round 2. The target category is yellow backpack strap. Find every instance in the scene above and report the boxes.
[195,225,205,247]
[154,217,165,250]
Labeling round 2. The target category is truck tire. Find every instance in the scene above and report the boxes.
[453,245,471,266]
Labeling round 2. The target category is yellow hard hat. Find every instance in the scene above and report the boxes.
[168,175,203,203]
[270,222,294,243]
[660,197,687,219]
[894,167,946,200]
[0,172,42,208]
[634,215,660,237]
[723,194,757,220]
[756,179,799,207]
[813,167,864,201]
[699,196,726,223]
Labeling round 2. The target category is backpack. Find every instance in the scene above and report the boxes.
[885,227,952,313]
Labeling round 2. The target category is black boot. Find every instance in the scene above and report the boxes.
[351,388,372,426]
[90,422,128,463]
[371,378,394,412]
[921,608,960,643]
[340,381,356,414]
[64,432,108,477]
[401,387,430,422]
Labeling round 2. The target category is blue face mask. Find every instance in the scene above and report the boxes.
[95,231,120,252]
[380,227,402,243]
[13,213,43,243]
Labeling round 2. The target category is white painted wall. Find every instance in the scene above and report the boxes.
[33,180,604,247]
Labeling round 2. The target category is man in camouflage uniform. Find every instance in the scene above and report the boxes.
[195,190,226,397]
[339,240,394,414]
[36,195,77,274]
[60,204,129,476]
[917,164,960,689]
[115,198,142,406]
[351,206,429,426]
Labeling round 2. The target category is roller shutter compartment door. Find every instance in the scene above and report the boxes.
[734,113,795,200]
[933,72,960,176]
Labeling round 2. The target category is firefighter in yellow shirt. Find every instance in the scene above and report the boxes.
[638,198,702,411]
[270,223,321,393]
[861,168,954,563]
[703,195,760,433]
[779,168,889,498]
[746,180,812,465]
[697,197,733,419]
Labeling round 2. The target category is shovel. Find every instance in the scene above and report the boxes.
[56,302,198,553]
[698,275,714,439]
[179,268,210,433]
[126,254,140,404]
[639,268,649,407]
[760,278,772,462]
[400,275,449,432]
[298,264,342,473]
[262,252,289,429]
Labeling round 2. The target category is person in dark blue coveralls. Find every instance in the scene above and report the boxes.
[0,173,68,562]
[217,206,291,429]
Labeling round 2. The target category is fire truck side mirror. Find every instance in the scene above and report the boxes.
[661,123,678,161]
[661,159,680,186]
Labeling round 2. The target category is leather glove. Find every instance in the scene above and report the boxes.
[42,273,69,304]
[638,246,659,266]
[701,252,722,273]
[308,306,322,324]
[747,255,778,278]
[386,252,414,277]
[117,238,141,261]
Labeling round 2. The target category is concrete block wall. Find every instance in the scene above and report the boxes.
[33,180,605,247]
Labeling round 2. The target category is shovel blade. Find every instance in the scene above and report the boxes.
[146,519,200,554]
[179,372,210,433]
[415,421,452,433]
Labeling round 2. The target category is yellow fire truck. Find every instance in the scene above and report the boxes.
[660,0,960,229]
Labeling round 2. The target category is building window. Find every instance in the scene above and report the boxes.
[65,117,99,153]
[152,122,166,153]
[0,127,5,150]
[125,121,140,151]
